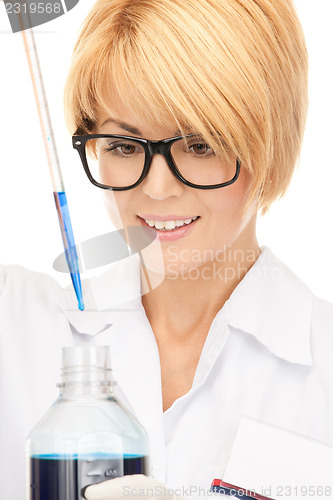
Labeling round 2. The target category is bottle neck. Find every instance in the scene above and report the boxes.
[57,365,115,399]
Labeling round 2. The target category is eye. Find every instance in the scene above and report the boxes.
[185,138,215,157]
[190,142,212,155]
[104,141,141,156]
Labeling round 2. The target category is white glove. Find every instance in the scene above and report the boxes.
[83,474,185,500]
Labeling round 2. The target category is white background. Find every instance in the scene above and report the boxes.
[0,0,332,301]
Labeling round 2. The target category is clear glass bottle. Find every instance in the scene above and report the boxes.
[26,345,149,500]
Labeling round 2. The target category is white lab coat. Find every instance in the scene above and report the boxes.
[1,246,333,499]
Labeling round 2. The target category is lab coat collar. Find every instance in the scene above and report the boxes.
[224,246,314,366]
[51,254,144,335]
[53,245,314,366]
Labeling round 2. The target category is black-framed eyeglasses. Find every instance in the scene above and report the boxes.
[72,133,241,191]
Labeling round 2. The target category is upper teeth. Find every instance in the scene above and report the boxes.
[145,217,198,230]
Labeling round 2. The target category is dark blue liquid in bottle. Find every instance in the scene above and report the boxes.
[29,454,148,499]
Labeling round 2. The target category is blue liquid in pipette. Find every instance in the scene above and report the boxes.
[54,192,84,311]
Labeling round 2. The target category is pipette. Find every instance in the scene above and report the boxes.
[17,12,84,310]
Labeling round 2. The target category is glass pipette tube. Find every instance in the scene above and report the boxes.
[19,15,84,310]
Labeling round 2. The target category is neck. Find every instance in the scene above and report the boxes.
[141,237,261,339]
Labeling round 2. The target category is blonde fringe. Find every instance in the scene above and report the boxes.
[63,0,308,215]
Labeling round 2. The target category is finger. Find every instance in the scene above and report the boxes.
[83,475,150,500]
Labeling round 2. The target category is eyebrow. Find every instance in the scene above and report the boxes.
[100,118,142,135]
[99,118,182,137]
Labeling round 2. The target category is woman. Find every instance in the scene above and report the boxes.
[1,0,332,498]
[61,0,333,498]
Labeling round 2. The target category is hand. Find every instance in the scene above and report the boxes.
[82,474,184,500]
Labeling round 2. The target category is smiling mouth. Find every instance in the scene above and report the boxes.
[140,216,199,231]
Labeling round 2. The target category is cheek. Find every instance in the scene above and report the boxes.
[206,169,252,225]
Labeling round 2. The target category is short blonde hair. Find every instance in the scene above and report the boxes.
[64,0,308,214]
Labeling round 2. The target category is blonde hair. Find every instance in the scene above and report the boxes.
[64,0,308,214]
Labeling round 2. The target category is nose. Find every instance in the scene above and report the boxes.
[141,153,185,200]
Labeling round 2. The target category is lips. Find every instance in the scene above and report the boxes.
[137,215,200,241]
[144,216,198,231]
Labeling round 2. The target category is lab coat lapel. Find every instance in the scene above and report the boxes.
[50,255,167,480]
[225,246,313,366]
